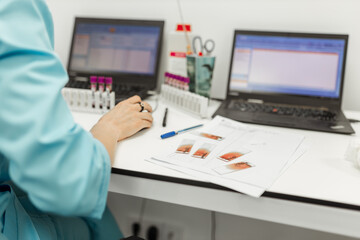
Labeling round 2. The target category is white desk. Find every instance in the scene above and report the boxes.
[73,101,360,238]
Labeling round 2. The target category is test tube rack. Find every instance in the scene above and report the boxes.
[62,88,115,114]
[160,84,208,118]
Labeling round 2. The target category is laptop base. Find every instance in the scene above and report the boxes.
[213,101,355,135]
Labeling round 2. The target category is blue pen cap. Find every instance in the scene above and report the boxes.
[161,131,176,139]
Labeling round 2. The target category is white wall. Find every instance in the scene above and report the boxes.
[47,0,360,110]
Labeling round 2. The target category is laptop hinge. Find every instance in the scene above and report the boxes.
[74,76,88,82]
[247,99,264,104]
[229,92,239,96]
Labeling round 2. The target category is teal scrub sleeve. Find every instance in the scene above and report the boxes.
[0,0,111,219]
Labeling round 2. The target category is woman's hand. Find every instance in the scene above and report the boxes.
[98,95,153,141]
[90,95,153,164]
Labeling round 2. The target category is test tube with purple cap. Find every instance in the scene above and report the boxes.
[105,77,113,109]
[90,76,97,108]
[105,77,113,93]
[97,77,105,109]
[98,76,105,93]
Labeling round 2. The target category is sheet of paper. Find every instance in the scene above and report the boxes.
[147,143,307,197]
[145,158,266,197]
[148,116,306,196]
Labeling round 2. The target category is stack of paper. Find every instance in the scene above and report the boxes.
[147,116,306,197]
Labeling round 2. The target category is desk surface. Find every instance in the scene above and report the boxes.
[73,100,360,238]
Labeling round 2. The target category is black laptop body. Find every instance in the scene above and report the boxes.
[213,30,354,134]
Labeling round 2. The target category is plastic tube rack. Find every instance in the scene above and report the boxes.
[62,88,115,114]
[160,84,208,118]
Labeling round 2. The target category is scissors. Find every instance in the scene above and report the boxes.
[192,36,215,56]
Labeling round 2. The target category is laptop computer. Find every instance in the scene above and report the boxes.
[65,17,164,103]
[213,30,355,134]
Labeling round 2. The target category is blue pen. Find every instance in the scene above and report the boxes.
[161,124,204,139]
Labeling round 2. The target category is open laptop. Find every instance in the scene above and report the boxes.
[213,30,355,134]
[65,17,164,103]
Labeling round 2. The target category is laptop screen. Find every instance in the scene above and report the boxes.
[229,31,347,99]
[67,18,164,88]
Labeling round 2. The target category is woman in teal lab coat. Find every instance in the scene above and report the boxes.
[0,0,153,239]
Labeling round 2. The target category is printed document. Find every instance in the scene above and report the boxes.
[148,116,305,197]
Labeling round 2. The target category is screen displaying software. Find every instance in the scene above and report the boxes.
[69,23,161,75]
[229,34,346,98]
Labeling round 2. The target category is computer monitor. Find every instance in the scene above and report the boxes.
[228,31,347,100]
[67,17,164,90]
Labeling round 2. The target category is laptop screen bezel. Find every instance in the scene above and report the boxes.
[226,30,348,109]
[66,17,164,89]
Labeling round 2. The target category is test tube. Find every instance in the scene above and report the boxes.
[98,77,105,109]
[178,76,183,90]
[174,75,181,89]
[164,72,170,85]
[90,76,97,108]
[98,76,105,93]
[105,77,113,93]
[180,77,185,90]
[184,77,190,91]
[105,77,113,110]
[167,73,173,86]
[90,76,97,92]
[170,74,176,87]
[173,75,179,88]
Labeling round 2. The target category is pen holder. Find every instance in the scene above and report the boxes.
[186,55,216,97]
[160,84,209,118]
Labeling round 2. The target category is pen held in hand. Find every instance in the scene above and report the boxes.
[160,124,204,139]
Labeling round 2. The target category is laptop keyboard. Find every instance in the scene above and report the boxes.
[229,101,337,121]
[65,81,89,89]
[112,84,148,102]
[65,81,148,103]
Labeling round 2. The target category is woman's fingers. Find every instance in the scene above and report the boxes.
[141,119,152,129]
[136,112,153,122]
[126,95,142,104]
[142,101,152,112]
[120,95,152,113]
[137,119,153,130]
[102,94,155,141]
[133,101,152,113]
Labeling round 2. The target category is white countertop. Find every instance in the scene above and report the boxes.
[72,101,360,238]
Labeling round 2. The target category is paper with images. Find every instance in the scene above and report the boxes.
[146,143,307,197]
[149,116,306,196]
[146,157,266,197]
